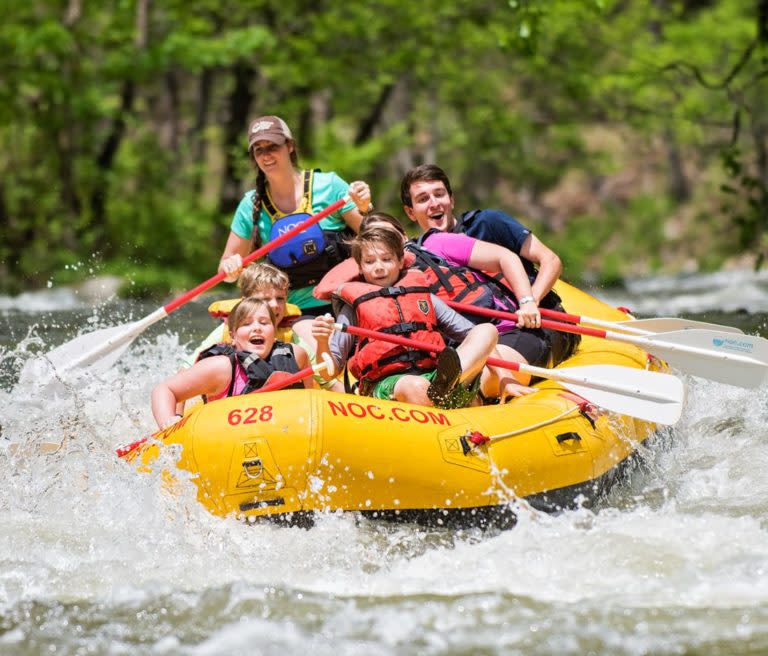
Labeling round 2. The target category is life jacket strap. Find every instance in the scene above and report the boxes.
[263,169,315,220]
[359,349,435,381]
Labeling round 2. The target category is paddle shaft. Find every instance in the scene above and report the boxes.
[446,300,764,369]
[65,198,348,371]
[336,323,676,404]
[538,306,743,336]
[446,301,598,339]
[538,306,651,335]
[165,197,347,313]
[256,361,330,393]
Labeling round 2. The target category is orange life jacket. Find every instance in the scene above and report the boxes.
[333,269,445,383]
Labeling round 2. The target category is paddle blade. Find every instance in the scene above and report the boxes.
[548,364,685,425]
[644,329,768,388]
[20,322,140,383]
[615,317,744,335]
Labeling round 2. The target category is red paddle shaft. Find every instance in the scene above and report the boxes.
[163,197,347,314]
[340,323,524,372]
[445,301,609,339]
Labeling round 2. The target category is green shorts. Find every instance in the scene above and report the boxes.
[369,371,480,409]
[370,370,436,401]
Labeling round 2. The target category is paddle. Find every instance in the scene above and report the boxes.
[334,323,684,425]
[256,356,332,393]
[538,307,744,336]
[33,198,349,378]
[114,357,333,458]
[446,300,768,389]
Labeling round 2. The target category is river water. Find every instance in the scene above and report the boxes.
[1,270,768,655]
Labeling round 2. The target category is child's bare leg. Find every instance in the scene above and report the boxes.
[393,375,432,406]
[481,343,535,401]
[455,323,498,382]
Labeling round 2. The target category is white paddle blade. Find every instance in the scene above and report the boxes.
[20,322,141,383]
[614,317,744,335]
[545,365,685,425]
[644,329,768,388]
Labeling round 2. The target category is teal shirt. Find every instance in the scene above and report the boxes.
[230,170,355,309]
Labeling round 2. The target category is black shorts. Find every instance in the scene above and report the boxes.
[498,329,550,367]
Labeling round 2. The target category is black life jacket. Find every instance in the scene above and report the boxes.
[453,210,564,310]
[261,169,354,289]
[408,232,519,316]
[197,341,302,399]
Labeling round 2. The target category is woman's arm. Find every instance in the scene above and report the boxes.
[151,357,231,429]
[467,240,541,329]
[218,232,252,282]
[341,181,373,232]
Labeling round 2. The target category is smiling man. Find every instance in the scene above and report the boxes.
[400,164,579,367]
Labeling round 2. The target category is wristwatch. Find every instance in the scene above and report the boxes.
[518,295,535,306]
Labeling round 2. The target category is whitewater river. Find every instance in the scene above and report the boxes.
[1,269,768,655]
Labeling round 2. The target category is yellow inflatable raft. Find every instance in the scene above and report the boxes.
[123,282,662,529]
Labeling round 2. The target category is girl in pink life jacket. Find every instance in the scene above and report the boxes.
[311,225,499,408]
[151,298,311,430]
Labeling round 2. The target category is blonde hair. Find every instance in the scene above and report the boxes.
[350,226,405,265]
[227,298,277,337]
[238,263,290,297]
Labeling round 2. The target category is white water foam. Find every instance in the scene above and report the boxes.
[1,287,767,654]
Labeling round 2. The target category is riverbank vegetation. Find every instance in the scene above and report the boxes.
[2,0,766,296]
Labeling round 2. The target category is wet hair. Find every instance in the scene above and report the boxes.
[238,262,290,296]
[360,211,407,238]
[249,138,301,249]
[350,226,405,265]
[227,298,277,337]
[399,164,454,207]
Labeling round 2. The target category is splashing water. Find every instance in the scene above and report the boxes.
[1,277,768,655]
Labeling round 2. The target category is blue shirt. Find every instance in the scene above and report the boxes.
[453,209,536,278]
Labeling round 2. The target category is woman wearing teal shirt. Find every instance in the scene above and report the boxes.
[219,115,372,348]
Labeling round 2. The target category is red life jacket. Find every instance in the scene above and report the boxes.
[334,269,445,383]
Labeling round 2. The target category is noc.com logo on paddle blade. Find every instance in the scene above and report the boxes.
[712,337,754,353]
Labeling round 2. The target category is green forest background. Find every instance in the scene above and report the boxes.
[2,0,767,297]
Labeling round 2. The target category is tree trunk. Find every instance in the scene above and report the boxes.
[218,61,256,216]
[90,0,149,250]
[193,67,214,178]
[355,84,394,145]
[164,70,181,152]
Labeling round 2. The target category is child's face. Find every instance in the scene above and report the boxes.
[359,243,403,287]
[250,286,287,324]
[233,307,276,356]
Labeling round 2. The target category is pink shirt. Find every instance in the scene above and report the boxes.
[207,360,247,402]
[421,232,517,333]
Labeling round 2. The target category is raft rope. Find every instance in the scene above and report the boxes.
[461,396,602,454]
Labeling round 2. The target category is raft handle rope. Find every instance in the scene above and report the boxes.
[460,394,605,454]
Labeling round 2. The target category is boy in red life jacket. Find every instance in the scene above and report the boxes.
[311,226,499,408]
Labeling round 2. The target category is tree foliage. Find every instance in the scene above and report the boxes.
[0,0,765,295]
